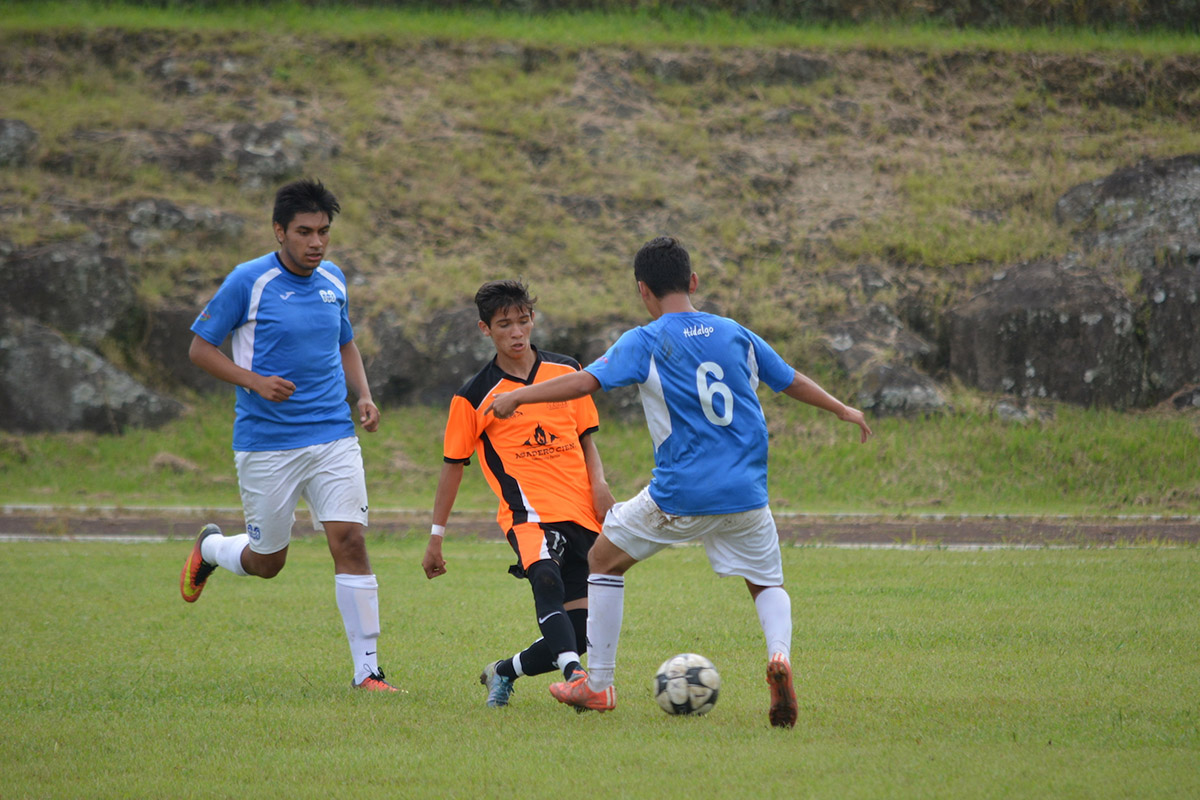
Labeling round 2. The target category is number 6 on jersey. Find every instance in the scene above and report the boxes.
[696,361,733,426]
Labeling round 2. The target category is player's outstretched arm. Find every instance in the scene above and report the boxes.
[423,462,465,579]
[188,334,295,401]
[782,370,873,443]
[340,340,380,433]
[486,370,601,419]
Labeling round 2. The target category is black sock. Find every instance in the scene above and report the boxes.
[512,639,556,677]
[569,607,588,652]
[527,561,577,666]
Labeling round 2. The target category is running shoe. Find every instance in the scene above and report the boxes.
[548,668,616,712]
[179,523,221,603]
[353,670,400,692]
[480,660,515,707]
[766,654,798,729]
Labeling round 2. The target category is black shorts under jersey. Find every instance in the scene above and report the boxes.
[505,520,599,603]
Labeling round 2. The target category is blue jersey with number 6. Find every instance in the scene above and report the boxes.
[585,311,796,515]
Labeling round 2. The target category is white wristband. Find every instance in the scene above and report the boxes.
[430,524,446,538]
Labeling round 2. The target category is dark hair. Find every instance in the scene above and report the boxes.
[273,178,340,231]
[475,279,537,325]
[633,236,692,297]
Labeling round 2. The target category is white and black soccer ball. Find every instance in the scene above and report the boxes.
[653,653,720,715]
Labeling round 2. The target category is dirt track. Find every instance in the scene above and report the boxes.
[2,508,1197,546]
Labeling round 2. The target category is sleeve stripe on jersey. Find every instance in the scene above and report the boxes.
[233,266,282,372]
[316,266,346,296]
[747,341,760,392]
[641,354,672,450]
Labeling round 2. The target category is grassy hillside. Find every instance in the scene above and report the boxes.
[1,4,1198,514]
[4,5,1199,339]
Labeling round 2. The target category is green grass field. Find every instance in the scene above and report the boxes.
[2,537,1197,798]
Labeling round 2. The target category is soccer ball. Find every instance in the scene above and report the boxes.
[653,653,720,715]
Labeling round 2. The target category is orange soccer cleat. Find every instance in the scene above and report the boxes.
[180,524,221,603]
[548,668,616,712]
[353,670,400,692]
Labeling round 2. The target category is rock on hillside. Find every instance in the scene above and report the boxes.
[0,234,137,347]
[0,313,182,434]
[1055,154,1200,272]
[1052,155,1200,401]
[947,154,1200,408]
[0,118,38,167]
[948,259,1142,408]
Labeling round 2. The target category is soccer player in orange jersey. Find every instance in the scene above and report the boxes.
[421,280,615,707]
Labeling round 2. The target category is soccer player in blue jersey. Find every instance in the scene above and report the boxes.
[179,179,398,692]
[487,236,873,726]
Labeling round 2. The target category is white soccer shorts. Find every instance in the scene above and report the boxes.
[602,486,784,586]
[233,436,369,555]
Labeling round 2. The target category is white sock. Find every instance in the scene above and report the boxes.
[755,586,792,661]
[554,651,581,673]
[585,574,625,690]
[203,533,249,577]
[335,573,380,684]
[512,651,526,677]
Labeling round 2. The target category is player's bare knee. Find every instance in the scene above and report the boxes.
[324,527,364,566]
[586,548,607,573]
[588,548,629,576]
[746,581,782,599]
[257,562,285,579]
[245,553,287,579]
[333,537,367,559]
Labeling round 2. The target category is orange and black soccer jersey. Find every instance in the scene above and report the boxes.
[444,348,602,534]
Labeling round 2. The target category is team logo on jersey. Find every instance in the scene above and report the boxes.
[319,289,338,303]
[523,424,559,448]
[515,423,577,460]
